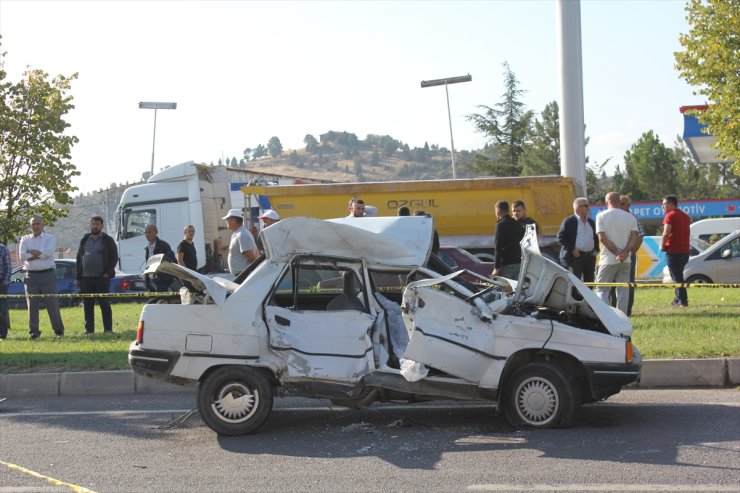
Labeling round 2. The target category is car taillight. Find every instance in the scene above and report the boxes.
[137,320,144,344]
[119,278,130,291]
[625,339,633,363]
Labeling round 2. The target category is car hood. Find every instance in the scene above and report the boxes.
[514,226,633,336]
[143,254,239,307]
[260,216,434,266]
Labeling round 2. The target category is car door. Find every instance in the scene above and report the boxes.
[401,271,501,384]
[55,261,78,305]
[264,257,376,383]
[707,235,740,283]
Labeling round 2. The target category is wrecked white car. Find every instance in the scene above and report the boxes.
[129,217,641,435]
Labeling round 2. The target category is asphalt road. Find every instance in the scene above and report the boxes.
[0,389,738,493]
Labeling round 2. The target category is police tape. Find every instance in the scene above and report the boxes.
[583,282,740,288]
[0,292,179,300]
[0,283,737,301]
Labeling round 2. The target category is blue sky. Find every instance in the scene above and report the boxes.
[0,0,698,193]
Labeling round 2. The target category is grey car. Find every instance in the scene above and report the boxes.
[682,229,740,284]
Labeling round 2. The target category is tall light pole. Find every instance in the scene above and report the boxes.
[139,101,177,176]
[420,74,472,179]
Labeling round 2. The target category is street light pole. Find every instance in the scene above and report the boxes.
[139,101,177,176]
[420,74,472,179]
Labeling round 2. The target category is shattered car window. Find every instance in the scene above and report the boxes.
[269,260,366,312]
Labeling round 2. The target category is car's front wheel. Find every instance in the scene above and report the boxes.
[503,361,581,429]
[686,274,712,285]
[197,366,273,435]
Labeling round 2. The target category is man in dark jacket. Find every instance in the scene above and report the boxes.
[493,200,525,279]
[76,216,118,333]
[557,197,599,282]
[143,224,176,293]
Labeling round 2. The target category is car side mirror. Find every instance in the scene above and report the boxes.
[721,248,731,259]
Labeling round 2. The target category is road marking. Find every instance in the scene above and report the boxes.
[467,485,740,491]
[0,460,98,493]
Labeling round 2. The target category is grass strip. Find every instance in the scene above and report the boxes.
[0,288,738,373]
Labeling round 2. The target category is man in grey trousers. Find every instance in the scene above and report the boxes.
[18,215,65,338]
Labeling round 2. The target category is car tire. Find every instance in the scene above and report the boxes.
[685,274,712,285]
[503,361,581,429]
[197,366,274,436]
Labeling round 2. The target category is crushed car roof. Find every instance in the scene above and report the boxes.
[260,216,434,266]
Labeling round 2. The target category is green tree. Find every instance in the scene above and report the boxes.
[253,144,268,160]
[520,101,560,176]
[370,150,380,166]
[675,0,740,172]
[466,61,533,176]
[623,131,680,201]
[0,58,80,244]
[304,134,318,153]
[267,137,283,160]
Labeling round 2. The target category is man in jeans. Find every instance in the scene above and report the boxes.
[661,195,691,307]
[76,216,119,333]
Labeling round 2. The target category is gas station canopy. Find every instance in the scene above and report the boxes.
[680,105,734,165]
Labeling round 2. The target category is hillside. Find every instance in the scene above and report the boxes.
[44,132,475,251]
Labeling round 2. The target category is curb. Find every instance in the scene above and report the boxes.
[0,358,738,398]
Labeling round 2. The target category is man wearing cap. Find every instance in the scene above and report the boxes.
[255,210,280,254]
[258,209,280,227]
[223,208,258,276]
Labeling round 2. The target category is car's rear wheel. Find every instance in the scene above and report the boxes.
[686,274,712,285]
[197,367,273,435]
[503,361,581,429]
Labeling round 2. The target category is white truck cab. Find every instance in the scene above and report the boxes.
[116,162,232,274]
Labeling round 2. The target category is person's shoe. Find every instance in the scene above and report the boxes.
[84,330,94,335]
[55,332,64,338]
[670,300,681,307]
[104,330,113,334]
[30,332,41,340]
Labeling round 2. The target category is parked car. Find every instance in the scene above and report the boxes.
[129,216,641,436]
[690,217,740,244]
[662,229,740,284]
[437,246,495,280]
[8,259,147,309]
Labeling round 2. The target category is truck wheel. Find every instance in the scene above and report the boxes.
[197,367,273,435]
[503,361,581,429]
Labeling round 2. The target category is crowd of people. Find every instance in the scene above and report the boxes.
[0,192,692,340]
[347,192,690,317]
[556,193,690,315]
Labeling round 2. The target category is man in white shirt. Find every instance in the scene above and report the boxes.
[18,216,65,338]
[223,209,258,276]
[595,192,639,315]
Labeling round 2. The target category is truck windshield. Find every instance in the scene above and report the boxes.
[122,209,156,240]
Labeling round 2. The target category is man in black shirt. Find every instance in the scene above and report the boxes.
[512,200,539,234]
[492,200,524,279]
[76,216,118,333]
[177,225,198,271]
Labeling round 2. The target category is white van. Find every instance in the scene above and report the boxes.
[690,217,740,243]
